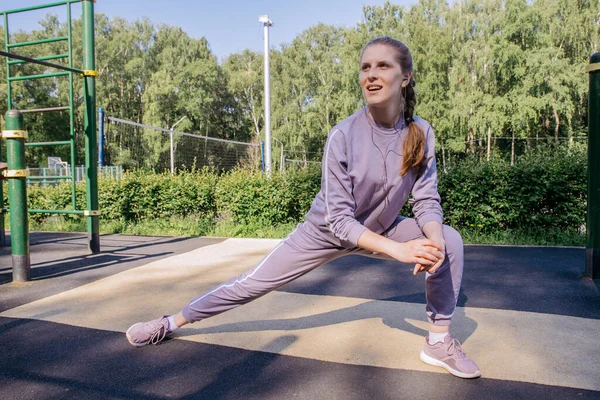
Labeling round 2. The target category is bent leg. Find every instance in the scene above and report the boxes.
[424,224,464,326]
[352,217,464,326]
[182,225,342,323]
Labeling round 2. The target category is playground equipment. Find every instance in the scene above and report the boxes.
[587,52,600,279]
[0,0,98,282]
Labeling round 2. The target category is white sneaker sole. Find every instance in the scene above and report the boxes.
[420,351,482,379]
[126,323,149,347]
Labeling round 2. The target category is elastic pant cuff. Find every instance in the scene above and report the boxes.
[427,317,452,326]
[181,307,195,324]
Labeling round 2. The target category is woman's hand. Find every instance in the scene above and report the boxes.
[356,229,444,275]
[388,238,444,269]
[413,238,445,275]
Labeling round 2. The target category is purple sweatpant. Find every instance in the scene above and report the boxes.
[182,217,464,326]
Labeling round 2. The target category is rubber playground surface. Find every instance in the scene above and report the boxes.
[1,232,599,399]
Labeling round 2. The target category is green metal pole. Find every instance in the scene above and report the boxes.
[587,52,600,280]
[0,145,4,248]
[68,2,77,210]
[2,12,10,248]
[5,110,30,282]
[82,0,99,253]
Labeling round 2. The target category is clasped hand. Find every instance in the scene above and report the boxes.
[390,238,445,275]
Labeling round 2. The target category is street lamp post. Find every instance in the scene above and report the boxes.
[170,116,187,175]
[259,15,274,175]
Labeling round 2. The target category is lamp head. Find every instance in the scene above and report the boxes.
[259,15,274,26]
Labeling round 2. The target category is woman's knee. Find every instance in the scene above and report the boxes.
[442,225,463,254]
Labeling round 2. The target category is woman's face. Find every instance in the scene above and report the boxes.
[359,44,408,109]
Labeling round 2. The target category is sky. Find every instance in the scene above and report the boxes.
[0,0,416,62]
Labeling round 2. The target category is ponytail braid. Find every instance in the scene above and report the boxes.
[400,77,425,176]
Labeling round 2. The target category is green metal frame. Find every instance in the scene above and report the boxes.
[4,110,30,281]
[587,52,600,280]
[0,0,99,255]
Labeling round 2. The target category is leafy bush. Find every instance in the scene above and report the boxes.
[440,145,586,232]
[215,165,321,225]
[96,167,218,222]
[5,145,588,238]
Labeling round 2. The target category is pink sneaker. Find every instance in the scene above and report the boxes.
[420,335,482,378]
[126,316,172,347]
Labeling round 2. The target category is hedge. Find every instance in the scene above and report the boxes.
[2,146,587,233]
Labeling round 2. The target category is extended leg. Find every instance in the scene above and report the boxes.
[126,223,342,347]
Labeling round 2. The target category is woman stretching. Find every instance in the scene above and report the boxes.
[126,36,481,379]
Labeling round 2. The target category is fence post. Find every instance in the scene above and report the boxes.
[4,110,30,282]
[587,52,600,279]
[261,140,265,172]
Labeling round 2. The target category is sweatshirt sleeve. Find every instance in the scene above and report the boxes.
[322,128,367,245]
[410,124,444,230]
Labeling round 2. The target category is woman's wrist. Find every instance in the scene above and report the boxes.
[422,221,444,245]
[357,230,402,257]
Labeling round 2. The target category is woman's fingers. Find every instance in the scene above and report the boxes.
[413,263,425,275]
[413,243,443,262]
[414,256,436,266]
[417,238,443,252]
[408,238,446,276]
[415,249,440,263]
[427,257,445,273]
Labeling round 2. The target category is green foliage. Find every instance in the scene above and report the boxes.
[100,168,218,222]
[18,146,587,247]
[0,0,596,170]
[215,165,321,225]
[440,144,587,232]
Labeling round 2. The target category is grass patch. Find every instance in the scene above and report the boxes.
[100,217,215,237]
[29,217,86,233]
[209,219,298,239]
[26,216,296,239]
[460,227,585,247]
[24,216,585,247]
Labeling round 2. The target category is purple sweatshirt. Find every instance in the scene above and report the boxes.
[304,107,443,248]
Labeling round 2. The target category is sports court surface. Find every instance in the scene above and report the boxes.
[1,232,599,399]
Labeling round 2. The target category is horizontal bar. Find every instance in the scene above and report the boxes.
[7,37,68,48]
[27,176,72,180]
[26,141,72,147]
[27,209,84,215]
[1,51,82,74]
[9,71,70,82]
[107,116,262,147]
[19,106,70,113]
[0,1,82,16]
[9,53,69,65]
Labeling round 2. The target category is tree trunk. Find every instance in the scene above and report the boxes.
[441,140,447,173]
[469,127,475,153]
[487,126,491,161]
[568,119,574,146]
[511,130,515,166]
[553,106,560,143]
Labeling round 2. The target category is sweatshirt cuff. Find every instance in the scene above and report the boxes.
[347,224,368,246]
[415,214,443,230]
